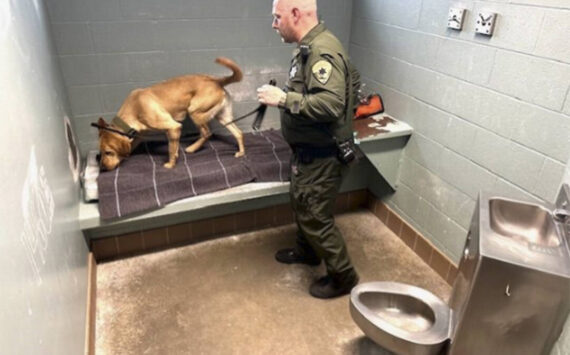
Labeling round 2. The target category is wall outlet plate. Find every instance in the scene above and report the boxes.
[475,12,497,36]
[448,8,466,30]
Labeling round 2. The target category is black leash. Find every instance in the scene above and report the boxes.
[223,79,276,130]
[223,105,263,126]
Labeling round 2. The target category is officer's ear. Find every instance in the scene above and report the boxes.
[291,7,301,22]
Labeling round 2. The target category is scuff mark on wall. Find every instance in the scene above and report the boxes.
[20,146,54,285]
[64,116,80,183]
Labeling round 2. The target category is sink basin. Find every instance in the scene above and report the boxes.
[489,198,560,247]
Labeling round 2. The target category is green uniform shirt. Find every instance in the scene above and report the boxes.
[280,22,354,148]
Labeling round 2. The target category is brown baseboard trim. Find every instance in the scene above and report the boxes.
[91,189,369,262]
[367,194,459,286]
[84,252,97,355]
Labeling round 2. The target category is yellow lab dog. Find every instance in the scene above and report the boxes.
[96,57,244,170]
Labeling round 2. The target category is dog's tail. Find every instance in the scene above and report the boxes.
[215,57,243,87]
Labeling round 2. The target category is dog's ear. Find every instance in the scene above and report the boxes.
[97,117,107,137]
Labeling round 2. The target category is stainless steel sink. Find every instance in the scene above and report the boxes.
[480,195,568,262]
[489,198,560,247]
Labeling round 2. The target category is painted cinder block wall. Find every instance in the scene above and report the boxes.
[350,1,570,353]
[350,0,570,261]
[0,0,88,353]
[45,0,354,156]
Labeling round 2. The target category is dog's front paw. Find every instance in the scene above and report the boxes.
[164,162,176,169]
[234,151,245,158]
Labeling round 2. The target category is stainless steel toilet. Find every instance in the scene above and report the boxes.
[350,188,570,355]
[350,282,450,355]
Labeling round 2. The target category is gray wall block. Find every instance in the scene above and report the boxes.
[438,149,497,200]
[433,39,496,86]
[68,85,103,116]
[51,23,94,55]
[404,133,444,173]
[489,50,570,111]
[97,82,138,113]
[46,0,123,21]
[534,158,566,203]
[377,0,423,29]
[492,177,542,203]
[399,156,475,231]
[511,0,570,8]
[443,116,479,157]
[119,0,252,20]
[90,21,159,53]
[59,55,101,86]
[534,10,570,64]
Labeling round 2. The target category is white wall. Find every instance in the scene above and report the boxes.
[0,0,88,353]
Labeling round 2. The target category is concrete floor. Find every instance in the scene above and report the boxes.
[96,210,451,354]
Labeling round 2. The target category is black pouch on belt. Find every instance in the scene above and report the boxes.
[336,139,357,165]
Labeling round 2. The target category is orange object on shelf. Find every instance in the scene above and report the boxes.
[354,94,384,120]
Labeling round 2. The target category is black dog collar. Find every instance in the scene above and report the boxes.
[91,117,138,139]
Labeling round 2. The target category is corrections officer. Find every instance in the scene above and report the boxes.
[257,0,359,299]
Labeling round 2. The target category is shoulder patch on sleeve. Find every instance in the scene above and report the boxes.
[312,60,333,85]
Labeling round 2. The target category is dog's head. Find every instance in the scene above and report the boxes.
[96,118,133,171]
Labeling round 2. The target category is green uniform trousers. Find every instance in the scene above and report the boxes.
[290,153,354,277]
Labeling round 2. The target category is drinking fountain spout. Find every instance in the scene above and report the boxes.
[554,183,570,223]
[553,208,570,223]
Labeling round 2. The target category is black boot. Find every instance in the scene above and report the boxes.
[309,269,359,299]
[275,248,321,266]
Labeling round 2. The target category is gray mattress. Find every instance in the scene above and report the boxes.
[97,130,291,220]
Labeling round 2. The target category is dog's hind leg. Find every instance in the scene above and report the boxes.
[185,124,211,154]
[225,123,244,158]
[185,98,221,154]
[216,99,244,158]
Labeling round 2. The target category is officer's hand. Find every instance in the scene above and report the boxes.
[257,85,286,107]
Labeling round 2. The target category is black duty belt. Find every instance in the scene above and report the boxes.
[292,145,338,160]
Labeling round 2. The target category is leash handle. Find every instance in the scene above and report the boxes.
[252,79,277,131]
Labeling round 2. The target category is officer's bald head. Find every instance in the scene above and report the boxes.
[284,0,316,11]
[272,0,319,43]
